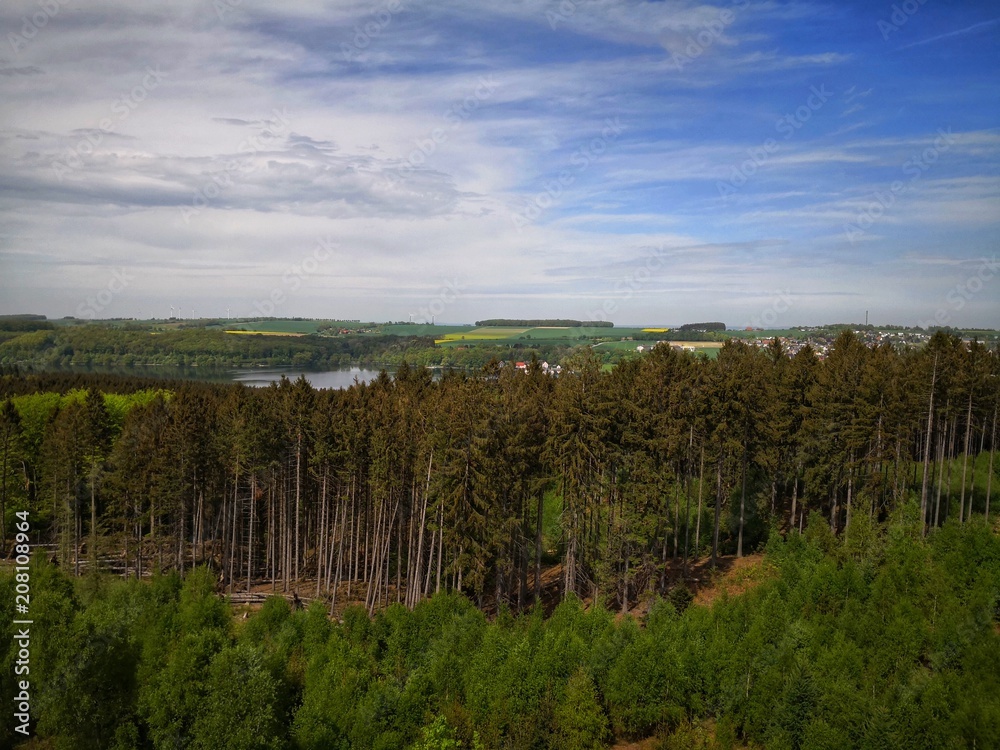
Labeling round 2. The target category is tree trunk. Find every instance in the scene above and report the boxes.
[435,504,444,595]
[946,416,957,521]
[844,450,854,544]
[986,403,997,522]
[934,421,946,528]
[711,457,723,568]
[695,447,704,556]
[737,448,747,558]
[248,475,255,594]
[790,474,799,532]
[959,394,973,523]
[920,358,937,533]
[294,431,302,587]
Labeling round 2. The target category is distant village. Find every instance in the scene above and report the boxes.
[632,326,996,360]
[742,328,936,358]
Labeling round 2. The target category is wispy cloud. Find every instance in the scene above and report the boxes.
[899,17,1000,49]
[0,1,996,326]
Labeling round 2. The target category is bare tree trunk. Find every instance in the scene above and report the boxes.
[969,417,986,521]
[410,454,431,608]
[672,475,681,561]
[151,495,158,573]
[294,432,302,587]
[920,358,938,533]
[695,447,705,554]
[332,494,344,593]
[711,457,723,568]
[316,469,327,598]
[934,421,946,528]
[621,544,628,616]
[229,483,238,591]
[830,484,838,536]
[435,504,444,595]
[534,490,543,602]
[844,451,854,545]
[331,493,347,615]
[365,496,386,611]
[423,514,437,598]
[986,403,997,522]
[195,489,204,569]
[248,475,255,594]
[683,455,693,576]
[89,471,98,571]
[178,473,185,574]
[737,448,747,558]
[75,493,80,576]
[947,417,957,522]
[960,394,973,523]
[269,478,276,592]
[790,474,799,532]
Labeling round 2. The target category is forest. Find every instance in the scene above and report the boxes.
[1,330,999,748]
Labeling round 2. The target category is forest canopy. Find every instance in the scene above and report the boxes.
[2,512,998,749]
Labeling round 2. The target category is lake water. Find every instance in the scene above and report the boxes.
[31,364,389,390]
[232,367,386,389]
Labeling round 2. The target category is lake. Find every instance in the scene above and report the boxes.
[232,367,386,389]
[28,363,390,390]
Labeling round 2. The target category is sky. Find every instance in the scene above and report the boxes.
[0,0,998,329]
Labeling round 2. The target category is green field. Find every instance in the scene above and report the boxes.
[381,324,476,337]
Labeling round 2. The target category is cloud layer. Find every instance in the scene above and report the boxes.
[1,0,998,327]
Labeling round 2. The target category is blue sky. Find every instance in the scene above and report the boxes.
[0,0,997,327]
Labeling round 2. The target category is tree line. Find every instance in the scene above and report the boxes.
[473,319,615,328]
[0,331,997,615]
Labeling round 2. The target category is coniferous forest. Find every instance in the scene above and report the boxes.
[2,330,999,749]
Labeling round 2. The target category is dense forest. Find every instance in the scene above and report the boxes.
[3,515,998,749]
[1,330,998,748]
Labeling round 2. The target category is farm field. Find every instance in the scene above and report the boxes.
[220,319,322,334]
[224,329,307,337]
[380,323,475,337]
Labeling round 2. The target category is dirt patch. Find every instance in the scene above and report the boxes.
[692,553,772,608]
[611,738,658,750]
